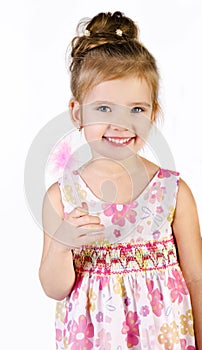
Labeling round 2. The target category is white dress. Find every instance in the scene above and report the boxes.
[55,168,196,350]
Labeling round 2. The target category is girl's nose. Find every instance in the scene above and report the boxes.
[109,123,129,131]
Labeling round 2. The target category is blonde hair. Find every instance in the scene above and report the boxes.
[69,11,160,116]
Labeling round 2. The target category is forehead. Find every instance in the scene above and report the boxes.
[83,77,152,104]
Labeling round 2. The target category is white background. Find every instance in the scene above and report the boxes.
[1,0,202,349]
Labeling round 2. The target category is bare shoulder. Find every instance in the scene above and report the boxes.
[172,177,202,283]
[174,177,198,219]
[43,181,64,219]
[45,181,63,204]
[42,181,65,236]
[177,177,195,200]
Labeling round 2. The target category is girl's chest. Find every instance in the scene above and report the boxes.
[80,171,153,205]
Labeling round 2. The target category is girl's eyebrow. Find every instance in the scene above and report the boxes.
[87,100,114,105]
[128,102,152,108]
[82,100,112,107]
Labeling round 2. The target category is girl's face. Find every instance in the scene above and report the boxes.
[72,77,156,160]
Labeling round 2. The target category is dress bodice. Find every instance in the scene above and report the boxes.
[58,167,179,244]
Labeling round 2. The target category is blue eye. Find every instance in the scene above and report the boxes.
[97,105,111,112]
[131,106,144,113]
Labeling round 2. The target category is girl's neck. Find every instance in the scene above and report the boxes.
[81,154,145,179]
[78,155,159,204]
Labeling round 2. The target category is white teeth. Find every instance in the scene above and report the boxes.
[106,137,132,144]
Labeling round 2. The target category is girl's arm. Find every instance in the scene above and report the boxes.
[39,182,76,301]
[172,178,202,349]
[39,182,104,301]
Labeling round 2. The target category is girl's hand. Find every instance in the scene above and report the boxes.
[54,202,105,248]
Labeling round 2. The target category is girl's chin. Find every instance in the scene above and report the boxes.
[89,138,143,161]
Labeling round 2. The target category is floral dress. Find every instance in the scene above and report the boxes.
[55,168,196,350]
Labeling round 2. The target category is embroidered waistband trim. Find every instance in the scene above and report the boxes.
[73,237,178,275]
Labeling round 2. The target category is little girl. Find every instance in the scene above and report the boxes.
[39,11,202,349]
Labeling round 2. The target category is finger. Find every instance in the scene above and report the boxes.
[81,202,89,212]
[66,212,102,225]
[68,206,89,219]
[62,217,104,233]
[76,215,101,226]
[74,202,89,215]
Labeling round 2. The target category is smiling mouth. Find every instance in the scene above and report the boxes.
[102,136,135,146]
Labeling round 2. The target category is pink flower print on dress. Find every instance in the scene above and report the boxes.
[167,269,189,303]
[121,311,140,347]
[68,315,94,350]
[158,168,179,178]
[71,276,83,301]
[140,305,150,317]
[96,275,109,290]
[144,181,166,204]
[105,316,112,324]
[156,206,163,214]
[113,229,121,238]
[124,296,131,307]
[180,338,196,350]
[125,202,138,223]
[102,202,138,227]
[96,312,104,323]
[137,225,144,233]
[146,279,164,317]
[95,328,112,350]
[152,230,161,240]
[56,328,63,342]
[158,168,172,178]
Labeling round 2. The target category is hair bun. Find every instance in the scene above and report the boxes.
[70,11,139,61]
[84,11,139,40]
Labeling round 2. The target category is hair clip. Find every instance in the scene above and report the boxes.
[116,29,123,37]
[84,29,90,37]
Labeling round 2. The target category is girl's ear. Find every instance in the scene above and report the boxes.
[69,99,82,129]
